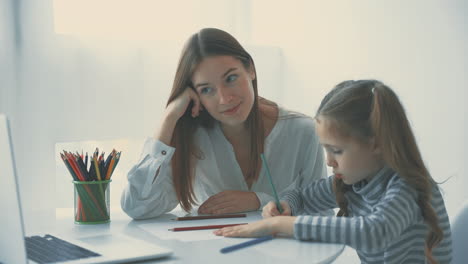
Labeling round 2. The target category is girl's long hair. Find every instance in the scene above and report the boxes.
[316,80,443,263]
[166,28,264,212]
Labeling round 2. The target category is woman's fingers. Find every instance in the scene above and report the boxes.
[199,192,225,213]
[199,191,260,214]
[187,89,202,117]
[198,191,240,213]
[165,88,203,120]
[200,200,234,214]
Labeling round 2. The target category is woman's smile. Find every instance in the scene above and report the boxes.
[221,102,241,116]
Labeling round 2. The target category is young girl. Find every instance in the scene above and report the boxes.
[215,80,452,263]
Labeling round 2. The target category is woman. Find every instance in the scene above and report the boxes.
[121,28,328,219]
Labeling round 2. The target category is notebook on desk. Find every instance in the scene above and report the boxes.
[0,114,173,264]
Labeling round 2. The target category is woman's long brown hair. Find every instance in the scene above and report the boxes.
[316,80,443,263]
[166,28,264,212]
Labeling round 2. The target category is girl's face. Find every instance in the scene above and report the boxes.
[191,55,255,128]
[315,118,384,185]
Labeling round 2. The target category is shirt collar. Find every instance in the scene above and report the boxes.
[351,166,395,202]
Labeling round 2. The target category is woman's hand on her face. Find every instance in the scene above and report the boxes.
[155,88,203,145]
[165,88,203,121]
[198,190,260,215]
[262,201,291,218]
[213,216,296,238]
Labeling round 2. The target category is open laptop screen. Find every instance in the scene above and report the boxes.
[0,114,173,264]
[0,114,28,264]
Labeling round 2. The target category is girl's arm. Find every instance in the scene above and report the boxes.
[281,175,337,216]
[216,178,421,254]
[214,216,297,237]
[292,181,420,253]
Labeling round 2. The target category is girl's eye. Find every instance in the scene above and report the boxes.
[200,87,213,95]
[332,149,343,155]
[325,147,342,155]
[226,74,238,83]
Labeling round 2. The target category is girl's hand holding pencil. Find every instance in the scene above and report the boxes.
[262,201,291,218]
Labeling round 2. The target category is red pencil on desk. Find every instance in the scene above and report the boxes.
[168,223,246,232]
[172,214,247,221]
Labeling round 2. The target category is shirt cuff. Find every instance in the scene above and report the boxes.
[143,137,176,164]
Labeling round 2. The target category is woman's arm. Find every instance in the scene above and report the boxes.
[122,87,203,219]
[120,138,179,219]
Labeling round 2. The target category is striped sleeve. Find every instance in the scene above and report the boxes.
[281,175,337,215]
[430,186,452,263]
[293,181,420,253]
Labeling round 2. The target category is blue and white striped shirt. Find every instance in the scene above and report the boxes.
[282,166,452,263]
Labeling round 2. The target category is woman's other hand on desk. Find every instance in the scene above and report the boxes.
[262,201,291,218]
[213,216,296,238]
[198,190,260,214]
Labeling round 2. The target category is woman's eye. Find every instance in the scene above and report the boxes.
[226,74,238,83]
[200,87,213,95]
[332,149,343,155]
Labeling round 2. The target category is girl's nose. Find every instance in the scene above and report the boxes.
[326,154,337,168]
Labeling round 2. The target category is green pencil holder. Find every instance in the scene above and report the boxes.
[73,180,112,224]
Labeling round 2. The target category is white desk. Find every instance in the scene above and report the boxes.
[49,208,345,264]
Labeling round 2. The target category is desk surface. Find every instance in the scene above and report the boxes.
[49,208,344,264]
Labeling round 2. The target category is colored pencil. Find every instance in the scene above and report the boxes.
[220,235,274,253]
[172,214,247,221]
[61,148,121,222]
[168,223,246,232]
[260,153,283,214]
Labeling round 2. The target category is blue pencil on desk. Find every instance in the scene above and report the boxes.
[260,153,284,214]
[220,235,274,253]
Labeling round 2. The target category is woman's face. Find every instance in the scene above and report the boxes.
[191,55,256,128]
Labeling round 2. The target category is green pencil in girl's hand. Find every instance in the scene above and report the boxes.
[260,153,284,214]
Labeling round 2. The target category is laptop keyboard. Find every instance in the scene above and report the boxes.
[25,234,101,264]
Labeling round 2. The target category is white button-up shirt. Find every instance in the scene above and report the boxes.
[121,107,328,219]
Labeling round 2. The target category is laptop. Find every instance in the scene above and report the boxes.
[0,114,173,264]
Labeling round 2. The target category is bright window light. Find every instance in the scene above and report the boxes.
[53,0,237,42]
